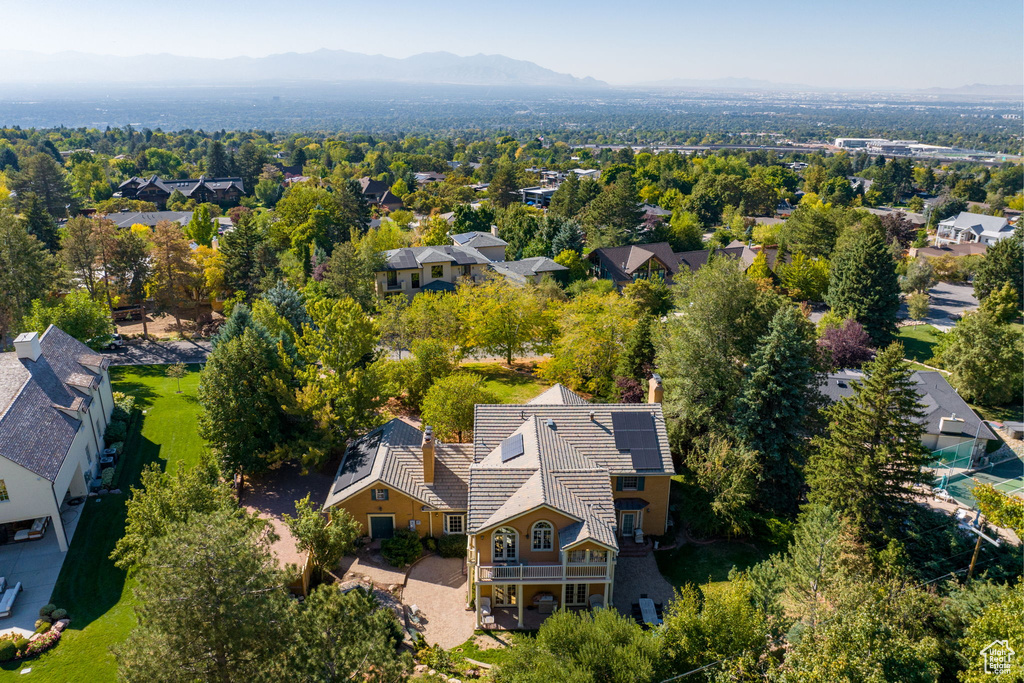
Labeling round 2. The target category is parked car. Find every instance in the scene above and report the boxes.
[104,333,125,350]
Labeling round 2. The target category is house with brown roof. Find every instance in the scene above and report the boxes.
[323,380,674,628]
[0,328,114,551]
[589,241,782,287]
[117,175,244,207]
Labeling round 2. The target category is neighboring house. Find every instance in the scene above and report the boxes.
[358,177,390,204]
[0,328,113,551]
[415,172,447,185]
[935,212,1014,246]
[589,242,781,287]
[376,231,567,297]
[819,370,997,463]
[117,175,244,207]
[102,210,234,233]
[519,187,557,207]
[324,381,674,628]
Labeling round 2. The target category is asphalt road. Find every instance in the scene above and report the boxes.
[102,340,212,365]
[899,282,979,331]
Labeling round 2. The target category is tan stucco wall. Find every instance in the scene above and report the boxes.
[473,507,580,565]
[330,482,465,538]
[612,475,671,536]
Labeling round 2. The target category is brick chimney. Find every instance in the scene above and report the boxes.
[14,332,42,362]
[648,373,663,404]
[422,426,435,484]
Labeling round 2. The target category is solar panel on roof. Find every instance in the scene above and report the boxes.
[501,433,525,462]
[336,431,382,489]
[610,411,661,469]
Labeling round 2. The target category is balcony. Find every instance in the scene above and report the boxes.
[476,562,610,582]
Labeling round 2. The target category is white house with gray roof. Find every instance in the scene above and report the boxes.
[0,328,113,551]
[935,212,1014,247]
[324,379,673,628]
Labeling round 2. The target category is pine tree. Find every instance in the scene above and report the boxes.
[615,313,656,382]
[20,192,58,252]
[781,504,851,624]
[973,225,1023,306]
[806,343,930,540]
[488,162,520,208]
[262,280,310,330]
[549,171,581,218]
[824,224,900,345]
[184,204,216,246]
[734,306,823,513]
[220,213,277,298]
[212,303,271,349]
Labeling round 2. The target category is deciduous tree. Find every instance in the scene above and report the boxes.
[421,373,497,443]
[282,495,361,582]
[938,310,1023,406]
[22,291,113,350]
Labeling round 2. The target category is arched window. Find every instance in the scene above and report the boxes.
[493,527,517,561]
[531,521,554,551]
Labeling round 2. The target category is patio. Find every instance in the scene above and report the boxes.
[0,502,85,636]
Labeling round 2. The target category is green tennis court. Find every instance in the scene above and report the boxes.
[935,455,1024,509]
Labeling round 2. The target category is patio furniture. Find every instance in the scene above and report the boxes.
[634,528,644,544]
[536,594,556,614]
[0,581,22,618]
[639,598,661,626]
[13,517,47,542]
[588,594,604,610]
[408,604,422,626]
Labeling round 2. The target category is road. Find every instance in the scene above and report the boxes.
[102,340,212,365]
[899,282,979,332]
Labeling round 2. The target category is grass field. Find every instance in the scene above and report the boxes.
[1,365,206,681]
[897,324,944,365]
[461,362,549,404]
[654,540,774,589]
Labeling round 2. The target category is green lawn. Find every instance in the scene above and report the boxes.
[897,324,944,365]
[655,540,774,589]
[461,362,549,404]
[451,631,520,667]
[1,365,206,681]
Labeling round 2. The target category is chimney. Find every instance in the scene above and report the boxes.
[422,426,435,484]
[490,225,499,237]
[14,332,42,362]
[648,373,663,404]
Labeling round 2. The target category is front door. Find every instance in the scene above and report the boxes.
[620,512,636,537]
[369,516,394,540]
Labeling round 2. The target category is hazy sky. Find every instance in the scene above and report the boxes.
[4,0,1022,88]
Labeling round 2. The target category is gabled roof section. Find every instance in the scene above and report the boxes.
[0,326,107,481]
[324,418,472,511]
[380,245,492,271]
[489,257,568,282]
[940,211,1011,237]
[452,231,508,249]
[528,384,590,406]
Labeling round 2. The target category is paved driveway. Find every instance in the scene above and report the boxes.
[403,556,474,649]
[900,282,978,332]
[0,504,84,636]
[103,340,212,365]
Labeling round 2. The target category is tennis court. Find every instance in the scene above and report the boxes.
[933,451,1024,509]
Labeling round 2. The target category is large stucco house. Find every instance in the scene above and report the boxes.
[934,212,1015,247]
[0,328,113,551]
[324,380,674,628]
[375,229,567,297]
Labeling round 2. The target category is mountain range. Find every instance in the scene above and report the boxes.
[0,49,606,88]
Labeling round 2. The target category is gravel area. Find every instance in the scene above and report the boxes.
[403,556,475,649]
[612,555,675,615]
[337,553,408,588]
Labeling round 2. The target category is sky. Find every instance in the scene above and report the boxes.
[2,0,1022,89]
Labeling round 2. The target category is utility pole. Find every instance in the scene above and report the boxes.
[958,508,1001,582]
[966,533,983,581]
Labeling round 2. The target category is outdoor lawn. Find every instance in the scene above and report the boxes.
[461,362,549,404]
[451,631,521,667]
[655,540,774,589]
[2,365,206,681]
[897,324,944,365]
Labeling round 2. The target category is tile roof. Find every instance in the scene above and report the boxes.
[818,370,996,441]
[489,257,568,282]
[0,327,108,481]
[527,384,591,406]
[381,245,492,271]
[324,418,472,511]
[939,211,1012,238]
[452,231,508,248]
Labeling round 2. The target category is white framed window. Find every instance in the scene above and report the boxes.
[444,514,465,535]
[590,550,609,564]
[531,520,553,551]
[494,584,518,606]
[620,476,639,491]
[566,549,586,563]
[493,527,517,562]
[371,488,389,501]
[566,583,588,605]
[0,480,9,502]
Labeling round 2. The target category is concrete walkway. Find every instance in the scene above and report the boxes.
[0,504,84,636]
[612,555,675,616]
[403,556,474,649]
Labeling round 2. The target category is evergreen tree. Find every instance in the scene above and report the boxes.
[824,224,900,345]
[973,225,1023,306]
[548,171,582,217]
[220,213,278,298]
[0,211,57,343]
[20,192,58,252]
[583,174,645,246]
[549,217,584,255]
[0,147,18,172]
[166,188,187,210]
[806,343,931,540]
[488,162,520,208]
[615,313,656,383]
[235,141,269,196]
[734,306,823,513]
[11,152,76,217]
[204,140,230,177]
[780,504,851,624]
[262,280,310,330]
[212,303,271,349]
[184,203,216,246]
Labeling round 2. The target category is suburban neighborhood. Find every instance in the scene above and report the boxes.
[0,5,1022,679]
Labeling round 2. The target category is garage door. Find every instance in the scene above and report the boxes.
[369,516,394,540]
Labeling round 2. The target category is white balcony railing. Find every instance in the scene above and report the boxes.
[477,563,610,582]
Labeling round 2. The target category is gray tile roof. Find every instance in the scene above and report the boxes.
[939,211,1011,238]
[452,231,508,248]
[489,257,568,282]
[0,326,108,481]
[468,417,618,549]
[381,245,492,271]
[324,418,472,511]
[105,211,194,228]
[818,370,996,442]
[472,403,673,474]
[527,384,591,406]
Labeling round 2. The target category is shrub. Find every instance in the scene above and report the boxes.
[0,640,15,662]
[38,604,55,617]
[104,421,127,445]
[34,622,51,635]
[109,441,125,456]
[438,534,467,559]
[381,529,422,567]
[112,392,136,413]
[50,608,67,620]
[34,617,51,629]
[14,638,29,652]
[422,536,438,553]
[23,630,60,658]
[111,405,131,423]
